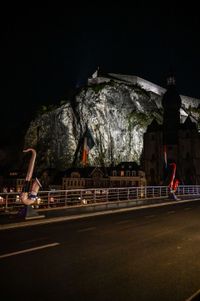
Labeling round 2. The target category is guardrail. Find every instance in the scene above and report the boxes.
[0,185,200,213]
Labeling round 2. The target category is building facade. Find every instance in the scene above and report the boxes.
[142,76,200,185]
[62,162,146,190]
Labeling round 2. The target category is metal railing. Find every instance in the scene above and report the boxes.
[0,185,200,213]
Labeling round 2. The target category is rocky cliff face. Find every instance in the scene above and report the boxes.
[24,77,200,171]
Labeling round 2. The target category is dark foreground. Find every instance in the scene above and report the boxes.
[1,200,200,301]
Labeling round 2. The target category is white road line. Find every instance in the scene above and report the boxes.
[0,242,60,259]
[167,211,176,214]
[184,207,192,211]
[145,215,156,218]
[185,288,200,301]
[116,220,131,224]
[77,227,96,233]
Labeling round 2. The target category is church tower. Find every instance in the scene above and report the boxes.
[161,74,182,183]
[162,75,182,145]
[142,73,200,185]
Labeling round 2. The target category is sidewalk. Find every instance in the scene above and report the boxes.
[1,196,200,230]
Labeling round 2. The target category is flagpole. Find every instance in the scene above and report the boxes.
[82,136,88,166]
[163,145,167,168]
[81,125,95,167]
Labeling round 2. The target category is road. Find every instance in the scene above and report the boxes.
[1,200,200,301]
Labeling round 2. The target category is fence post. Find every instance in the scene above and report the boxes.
[47,192,50,208]
[94,190,96,204]
[65,190,68,206]
[106,189,108,202]
[5,194,8,212]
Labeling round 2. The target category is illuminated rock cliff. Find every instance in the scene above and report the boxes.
[24,74,200,170]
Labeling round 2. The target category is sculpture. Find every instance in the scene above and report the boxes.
[19,148,42,219]
[168,163,180,200]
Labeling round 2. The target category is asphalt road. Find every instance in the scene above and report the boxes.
[1,201,200,301]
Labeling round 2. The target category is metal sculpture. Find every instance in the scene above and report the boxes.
[19,148,42,219]
[168,163,180,200]
[163,146,179,200]
[20,148,42,205]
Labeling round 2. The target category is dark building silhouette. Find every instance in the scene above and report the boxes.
[142,75,200,185]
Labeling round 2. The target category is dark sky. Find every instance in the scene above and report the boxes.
[1,2,200,164]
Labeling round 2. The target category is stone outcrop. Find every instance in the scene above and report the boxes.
[24,74,200,171]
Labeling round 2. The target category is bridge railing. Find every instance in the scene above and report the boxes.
[177,185,200,195]
[0,185,199,213]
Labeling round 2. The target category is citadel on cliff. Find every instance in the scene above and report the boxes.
[24,70,200,185]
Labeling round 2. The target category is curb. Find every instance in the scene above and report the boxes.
[1,197,200,231]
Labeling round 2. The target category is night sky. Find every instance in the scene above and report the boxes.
[1,2,200,167]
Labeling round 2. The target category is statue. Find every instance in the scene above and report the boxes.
[168,163,180,200]
[19,148,43,219]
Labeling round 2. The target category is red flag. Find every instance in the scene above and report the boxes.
[81,127,95,166]
[82,137,89,166]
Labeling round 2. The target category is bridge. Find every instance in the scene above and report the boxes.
[1,185,200,300]
[1,185,200,214]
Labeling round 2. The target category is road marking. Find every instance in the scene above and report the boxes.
[77,227,96,233]
[184,207,192,211]
[0,242,60,259]
[116,220,131,224]
[145,215,155,218]
[185,288,200,301]
[167,211,176,214]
